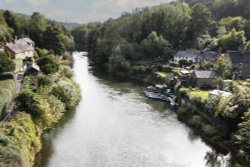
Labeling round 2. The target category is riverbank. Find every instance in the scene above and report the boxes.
[33,55,226,167]
[0,51,81,167]
[90,63,250,166]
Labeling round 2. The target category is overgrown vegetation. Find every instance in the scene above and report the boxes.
[0,10,80,167]
[0,76,15,117]
[0,112,41,167]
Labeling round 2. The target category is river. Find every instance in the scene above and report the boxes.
[35,52,230,167]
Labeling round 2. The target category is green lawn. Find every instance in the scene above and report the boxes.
[14,59,23,73]
[0,79,15,116]
[189,90,209,101]
[180,88,209,102]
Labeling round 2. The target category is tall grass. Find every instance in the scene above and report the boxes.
[0,78,15,116]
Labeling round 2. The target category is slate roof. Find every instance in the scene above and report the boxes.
[31,63,40,71]
[6,43,34,54]
[197,51,217,61]
[16,38,35,46]
[175,49,217,61]
[194,70,217,79]
[228,51,250,63]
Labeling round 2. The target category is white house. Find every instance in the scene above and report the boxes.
[174,49,199,63]
[174,49,217,64]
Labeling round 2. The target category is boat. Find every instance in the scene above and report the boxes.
[144,91,169,102]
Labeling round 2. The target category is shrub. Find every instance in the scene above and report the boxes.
[162,66,173,73]
[16,90,45,120]
[168,61,179,67]
[52,78,81,110]
[59,66,74,78]
[189,115,202,128]
[202,124,218,137]
[0,52,15,73]
[178,59,193,67]
[0,112,41,167]
[37,74,53,86]
[37,55,59,75]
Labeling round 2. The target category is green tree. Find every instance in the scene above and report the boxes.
[3,10,18,35]
[219,16,246,31]
[0,52,15,73]
[43,25,66,55]
[218,29,246,50]
[29,12,47,46]
[188,3,212,40]
[215,56,232,78]
[142,31,172,60]
[37,55,59,75]
[0,15,12,42]
[108,46,131,78]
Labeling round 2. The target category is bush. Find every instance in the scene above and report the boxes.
[202,124,218,137]
[52,78,81,110]
[37,55,59,75]
[0,112,41,167]
[189,115,202,128]
[178,59,193,67]
[37,74,53,86]
[59,66,74,78]
[16,90,45,120]
[168,61,179,67]
[0,52,15,73]
[162,66,173,73]
[0,72,15,80]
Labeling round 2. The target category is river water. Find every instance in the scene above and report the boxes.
[35,52,230,167]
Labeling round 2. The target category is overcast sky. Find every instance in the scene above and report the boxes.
[0,0,173,23]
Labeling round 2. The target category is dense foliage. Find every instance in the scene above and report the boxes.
[0,10,74,55]
[71,1,250,79]
[0,112,41,167]
[0,52,15,73]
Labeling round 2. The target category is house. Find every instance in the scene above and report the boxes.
[196,51,218,63]
[193,70,217,88]
[5,40,35,59]
[209,90,232,99]
[174,49,218,64]
[227,51,250,79]
[174,49,199,63]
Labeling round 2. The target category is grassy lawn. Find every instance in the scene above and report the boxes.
[14,59,23,73]
[0,79,15,115]
[180,88,209,102]
[189,90,209,101]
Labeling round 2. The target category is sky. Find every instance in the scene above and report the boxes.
[0,0,173,23]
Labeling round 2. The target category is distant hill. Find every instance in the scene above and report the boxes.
[57,22,80,29]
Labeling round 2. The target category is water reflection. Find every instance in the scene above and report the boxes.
[35,53,230,167]
[205,150,231,167]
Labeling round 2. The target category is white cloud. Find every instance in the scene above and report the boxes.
[26,0,49,6]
